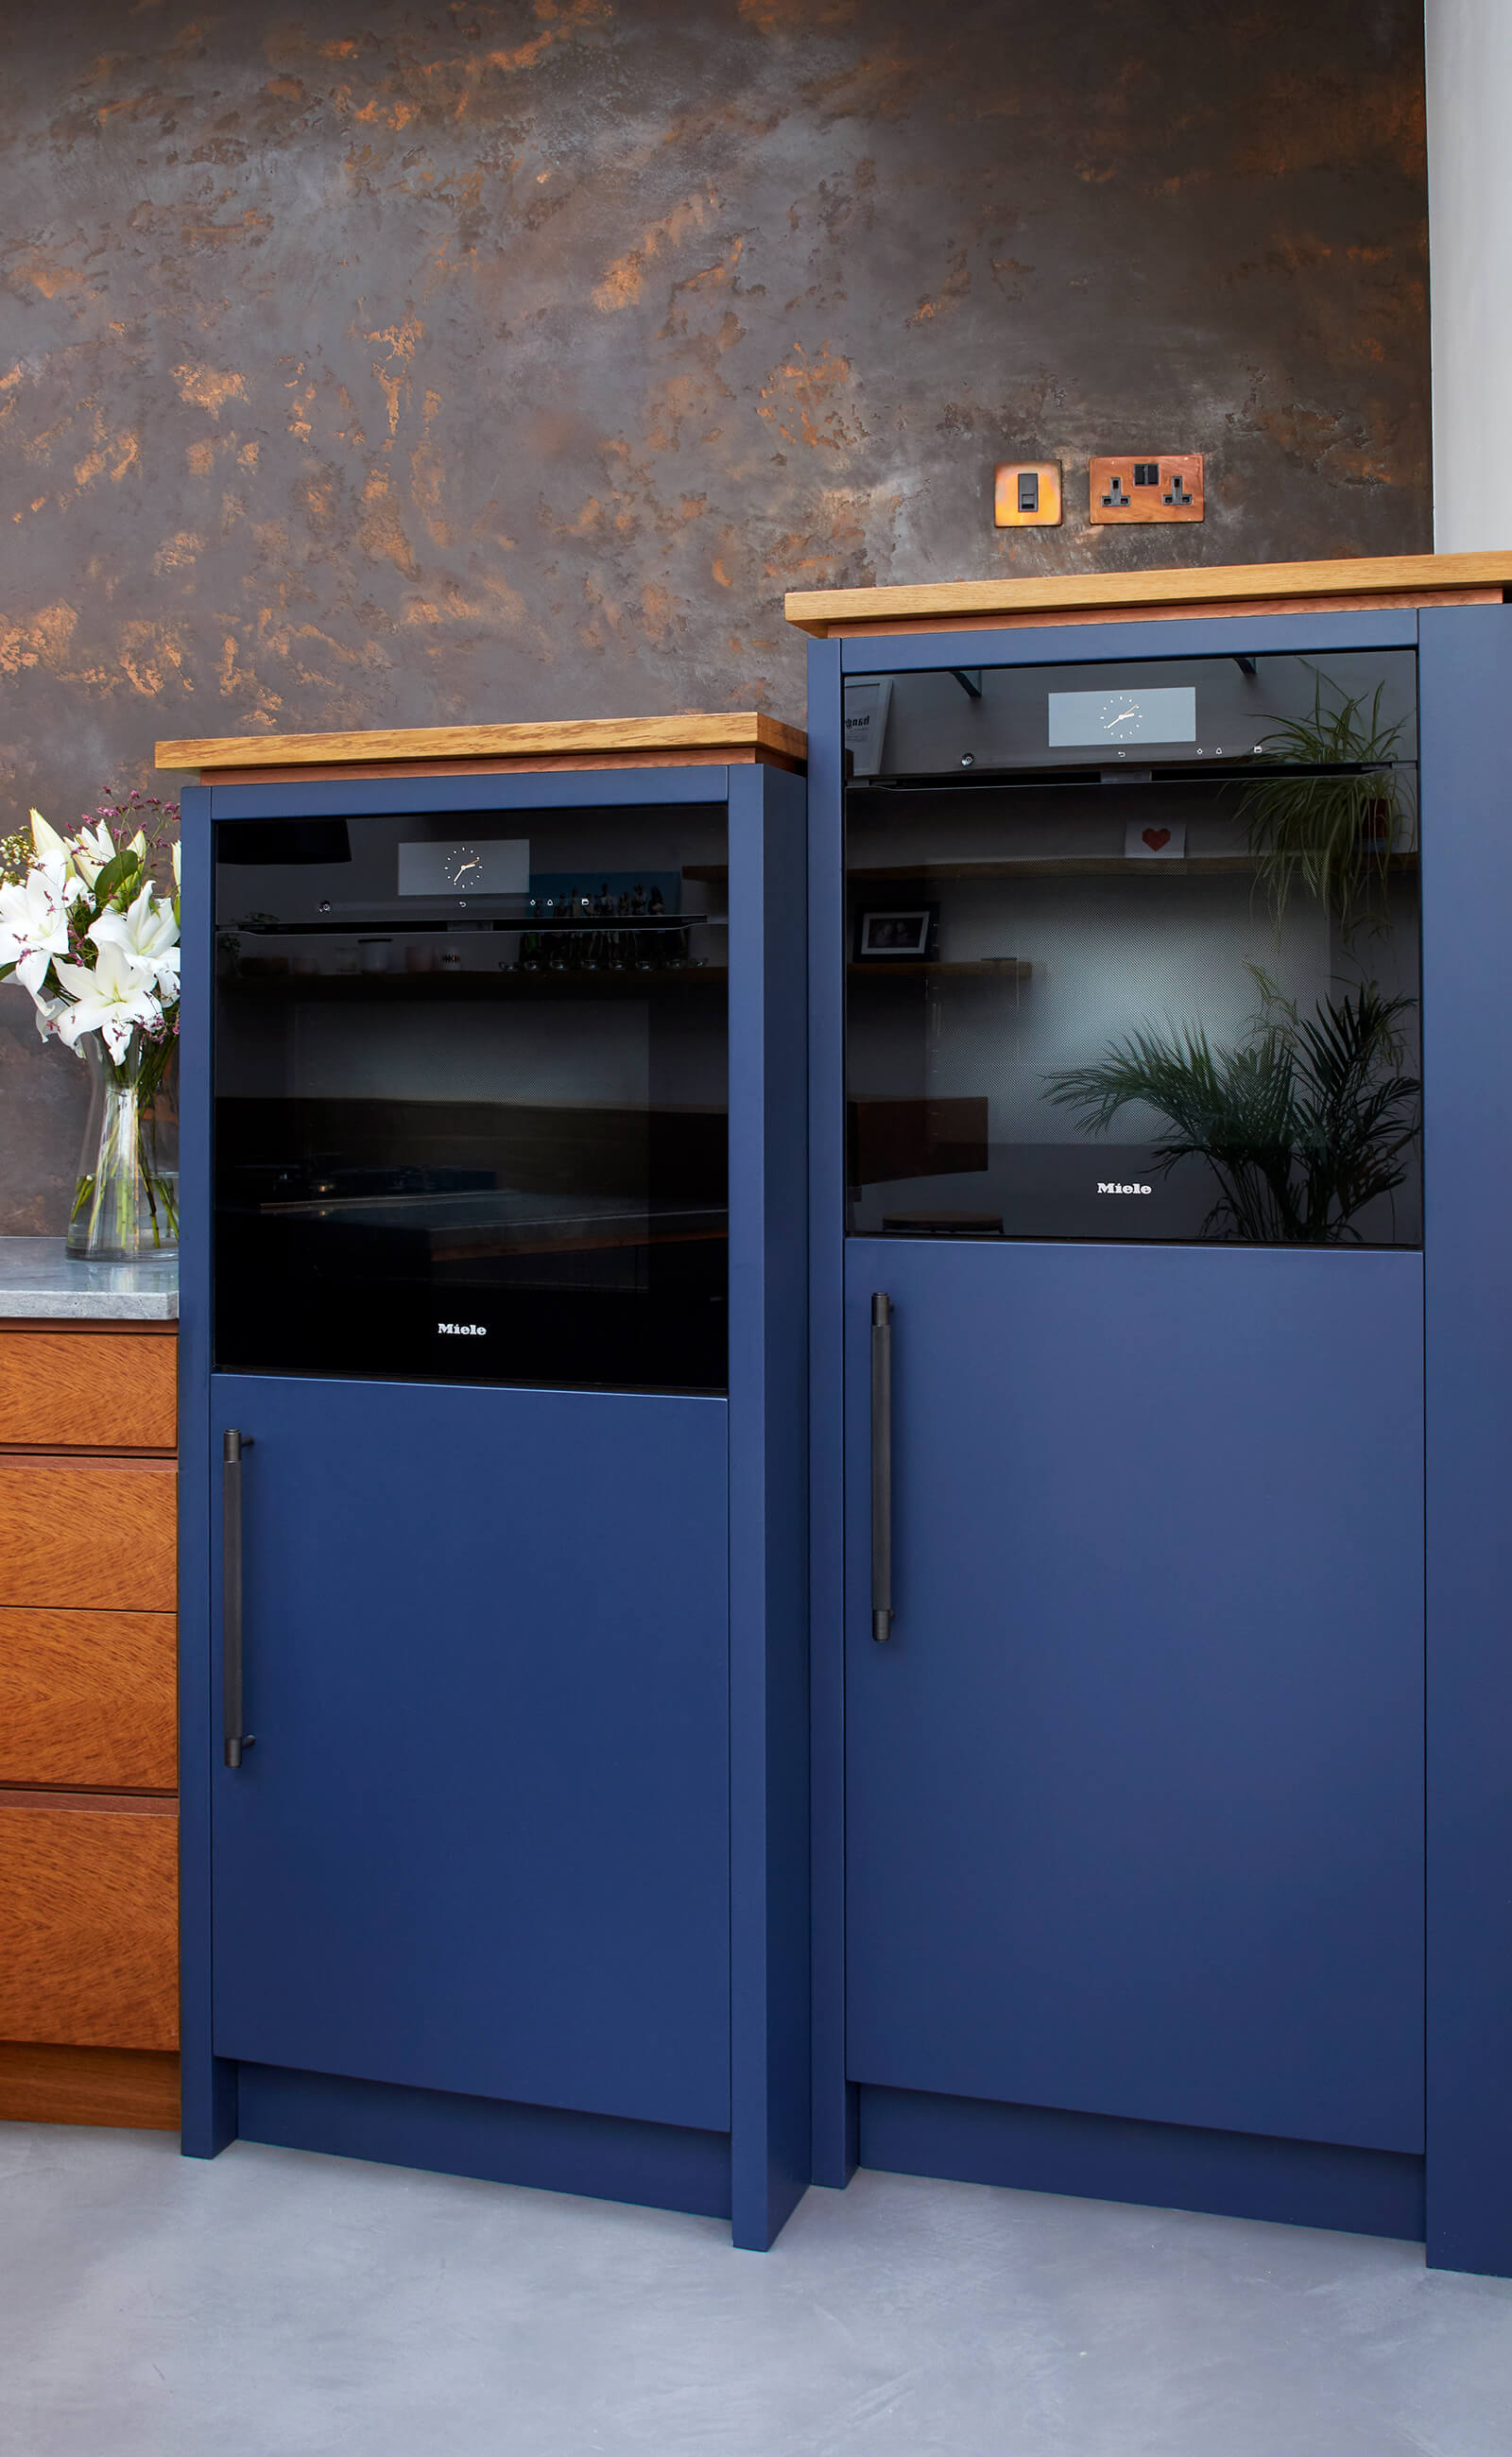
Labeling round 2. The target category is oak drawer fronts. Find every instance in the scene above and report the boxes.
[0,1456,176,1612]
[0,1329,176,1452]
[0,1317,180,2127]
[0,1800,178,2051]
[0,1608,177,1790]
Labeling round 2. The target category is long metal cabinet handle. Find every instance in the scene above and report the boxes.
[870,1294,893,1641]
[222,1430,254,1767]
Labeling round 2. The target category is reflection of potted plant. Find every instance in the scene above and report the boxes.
[1044,973,1419,1244]
[1237,670,1414,940]
[0,799,180,1259]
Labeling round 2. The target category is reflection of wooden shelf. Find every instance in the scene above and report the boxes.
[225,968,728,997]
[848,959,1031,979]
[850,854,1420,881]
[852,858,1248,881]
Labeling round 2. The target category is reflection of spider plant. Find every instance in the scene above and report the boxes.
[1044,976,1420,1244]
[1237,669,1415,940]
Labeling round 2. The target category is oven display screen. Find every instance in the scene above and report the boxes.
[1047,686,1197,748]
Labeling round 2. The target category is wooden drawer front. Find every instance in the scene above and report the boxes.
[0,1609,176,1791]
[0,1459,176,1612]
[0,1330,176,1452]
[0,2041,179,2130]
[0,1802,178,2050]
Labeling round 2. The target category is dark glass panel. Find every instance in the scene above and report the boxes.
[214,803,729,1389]
[844,651,1421,1247]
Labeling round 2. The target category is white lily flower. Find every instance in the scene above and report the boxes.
[26,809,86,907]
[68,819,117,887]
[0,863,77,997]
[90,881,180,999]
[52,940,163,1062]
[30,809,69,864]
[31,989,69,1041]
[172,840,181,890]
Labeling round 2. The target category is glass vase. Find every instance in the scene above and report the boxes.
[66,1030,180,1261]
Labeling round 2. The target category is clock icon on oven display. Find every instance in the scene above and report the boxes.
[443,846,484,891]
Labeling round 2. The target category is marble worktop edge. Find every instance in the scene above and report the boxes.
[0,1235,179,1321]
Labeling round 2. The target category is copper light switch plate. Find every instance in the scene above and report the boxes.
[1090,454,1204,523]
[994,461,1063,527]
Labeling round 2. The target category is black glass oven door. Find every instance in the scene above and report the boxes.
[213,802,730,1391]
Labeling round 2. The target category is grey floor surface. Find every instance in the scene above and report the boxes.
[3,2125,1512,2456]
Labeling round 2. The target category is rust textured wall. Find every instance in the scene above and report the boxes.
[0,1,1428,1228]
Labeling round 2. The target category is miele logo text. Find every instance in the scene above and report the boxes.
[1097,1181,1152,1195]
[438,1322,488,1336]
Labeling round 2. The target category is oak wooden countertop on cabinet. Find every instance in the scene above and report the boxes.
[0,1307,180,2134]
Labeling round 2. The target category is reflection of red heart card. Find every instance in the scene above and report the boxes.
[1125,818,1186,860]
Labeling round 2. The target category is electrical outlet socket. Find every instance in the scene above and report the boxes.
[1090,454,1204,524]
[994,461,1062,527]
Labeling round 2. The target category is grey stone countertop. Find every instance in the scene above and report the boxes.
[0,1235,179,1321]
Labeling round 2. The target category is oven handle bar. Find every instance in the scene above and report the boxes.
[223,1430,255,1768]
[871,1293,893,1642]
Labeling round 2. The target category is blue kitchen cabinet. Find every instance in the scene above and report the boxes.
[798,569,1512,2275]
[173,722,809,2248]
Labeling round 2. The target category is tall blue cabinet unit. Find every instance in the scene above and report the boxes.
[792,554,1512,2278]
[166,714,811,2250]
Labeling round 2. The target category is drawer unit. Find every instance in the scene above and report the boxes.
[0,1311,180,2133]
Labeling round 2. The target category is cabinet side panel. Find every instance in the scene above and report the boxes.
[1421,605,1512,2277]
[177,781,236,2156]
[729,759,812,2248]
[805,637,854,2188]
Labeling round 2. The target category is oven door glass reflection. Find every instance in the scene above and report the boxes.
[214,803,729,1390]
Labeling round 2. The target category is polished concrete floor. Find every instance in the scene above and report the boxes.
[3,2125,1512,2456]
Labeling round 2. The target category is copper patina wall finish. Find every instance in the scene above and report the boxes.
[0,2,1428,1224]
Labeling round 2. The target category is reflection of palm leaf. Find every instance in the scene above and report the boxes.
[1044,981,1419,1244]
[1237,670,1414,941]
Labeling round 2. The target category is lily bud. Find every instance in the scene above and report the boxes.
[29,810,69,865]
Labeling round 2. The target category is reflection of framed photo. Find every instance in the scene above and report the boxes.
[856,905,937,959]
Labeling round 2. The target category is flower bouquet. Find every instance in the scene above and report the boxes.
[0,795,181,1259]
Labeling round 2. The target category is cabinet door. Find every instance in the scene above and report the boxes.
[840,642,1425,2156]
[210,1374,730,2133]
[845,1239,1425,2152]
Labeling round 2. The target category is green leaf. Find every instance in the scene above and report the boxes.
[1235,666,1415,943]
[92,846,139,905]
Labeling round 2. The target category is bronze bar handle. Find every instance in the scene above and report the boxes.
[871,1294,893,1642]
[223,1430,255,1767]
